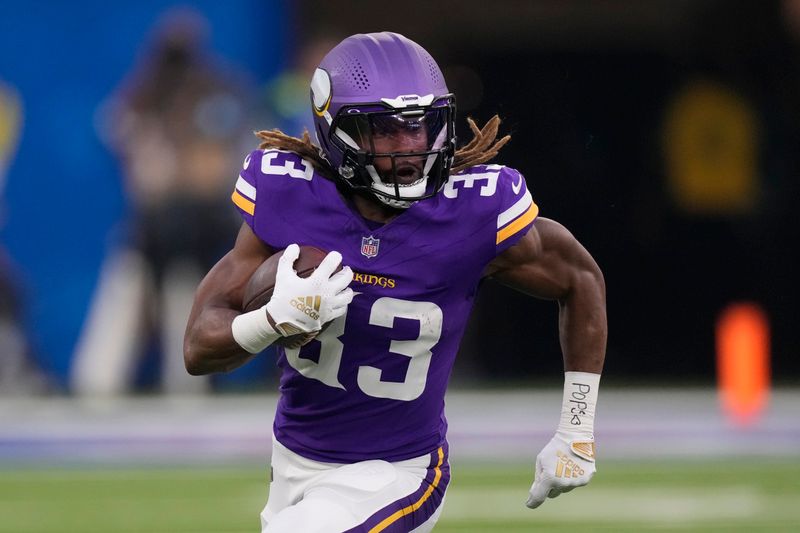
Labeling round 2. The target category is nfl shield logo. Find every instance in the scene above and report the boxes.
[361,235,380,258]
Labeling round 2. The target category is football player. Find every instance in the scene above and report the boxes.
[184,32,606,532]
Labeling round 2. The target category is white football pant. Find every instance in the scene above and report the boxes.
[261,437,449,533]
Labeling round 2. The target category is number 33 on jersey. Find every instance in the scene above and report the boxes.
[231,149,539,463]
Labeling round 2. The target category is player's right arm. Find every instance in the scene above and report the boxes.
[183,223,273,375]
[184,224,355,376]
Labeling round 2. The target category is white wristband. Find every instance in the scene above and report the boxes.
[558,371,601,437]
[231,305,282,354]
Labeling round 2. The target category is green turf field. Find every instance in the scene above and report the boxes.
[1,460,798,532]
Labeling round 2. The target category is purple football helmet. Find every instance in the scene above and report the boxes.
[310,32,456,208]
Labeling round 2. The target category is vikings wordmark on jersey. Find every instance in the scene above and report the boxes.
[232,149,538,463]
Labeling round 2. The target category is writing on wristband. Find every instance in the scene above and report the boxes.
[558,371,600,434]
[567,382,593,426]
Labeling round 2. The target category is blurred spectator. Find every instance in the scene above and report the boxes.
[1,80,47,394]
[72,9,253,395]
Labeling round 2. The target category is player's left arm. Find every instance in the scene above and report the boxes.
[486,216,606,373]
[485,216,607,509]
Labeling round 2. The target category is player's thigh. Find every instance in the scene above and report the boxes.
[261,438,328,522]
[263,457,444,533]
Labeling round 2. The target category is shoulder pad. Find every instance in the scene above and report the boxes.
[231,150,261,221]
[492,165,538,249]
[231,149,319,219]
[443,164,538,254]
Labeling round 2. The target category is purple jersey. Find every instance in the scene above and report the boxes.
[231,149,538,462]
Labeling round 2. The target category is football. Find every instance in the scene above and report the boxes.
[242,245,332,348]
[242,245,331,312]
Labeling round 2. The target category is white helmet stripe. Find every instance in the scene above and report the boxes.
[335,127,360,150]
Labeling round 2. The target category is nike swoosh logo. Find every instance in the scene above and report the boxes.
[511,176,523,195]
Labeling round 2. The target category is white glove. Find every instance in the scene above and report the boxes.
[265,244,354,336]
[526,431,596,509]
[527,371,600,509]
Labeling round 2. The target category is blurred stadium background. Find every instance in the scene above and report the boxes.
[1,1,799,531]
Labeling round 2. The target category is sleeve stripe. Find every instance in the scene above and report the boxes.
[235,175,257,201]
[496,202,539,244]
[231,190,255,215]
[497,189,533,229]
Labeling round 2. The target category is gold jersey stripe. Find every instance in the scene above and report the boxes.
[496,202,539,244]
[369,447,444,533]
[231,190,255,215]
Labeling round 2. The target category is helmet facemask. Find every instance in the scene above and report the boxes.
[329,97,456,209]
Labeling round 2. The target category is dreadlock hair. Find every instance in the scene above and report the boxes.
[450,115,510,173]
[254,114,511,177]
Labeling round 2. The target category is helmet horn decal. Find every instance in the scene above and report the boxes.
[311,68,333,122]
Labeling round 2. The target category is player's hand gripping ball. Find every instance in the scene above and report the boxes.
[242,244,354,348]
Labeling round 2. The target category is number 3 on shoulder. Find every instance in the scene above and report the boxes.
[261,150,315,181]
[443,167,501,198]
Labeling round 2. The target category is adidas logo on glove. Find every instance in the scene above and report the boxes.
[290,295,322,320]
[554,450,585,479]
